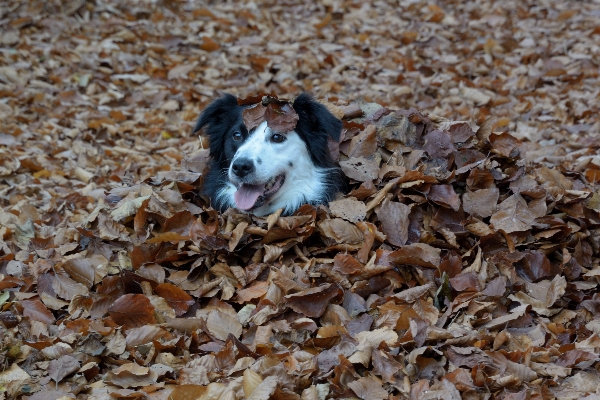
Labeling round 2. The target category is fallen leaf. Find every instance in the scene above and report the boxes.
[318,218,364,244]
[285,284,343,317]
[462,188,499,218]
[105,362,158,388]
[265,101,299,133]
[376,200,410,246]
[329,198,367,222]
[428,184,461,211]
[340,157,380,181]
[242,103,267,131]
[206,310,243,340]
[21,298,55,324]
[348,376,388,400]
[108,294,157,329]
[490,194,539,233]
[389,243,441,268]
[155,283,195,316]
[48,355,80,384]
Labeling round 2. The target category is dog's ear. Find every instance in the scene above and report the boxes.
[193,93,239,134]
[293,93,342,142]
[293,93,343,167]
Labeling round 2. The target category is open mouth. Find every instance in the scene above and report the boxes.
[233,174,286,211]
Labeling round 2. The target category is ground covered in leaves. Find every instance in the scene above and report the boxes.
[1,0,600,399]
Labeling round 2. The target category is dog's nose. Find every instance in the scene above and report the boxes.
[232,158,254,178]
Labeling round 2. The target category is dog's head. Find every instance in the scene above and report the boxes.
[195,93,343,216]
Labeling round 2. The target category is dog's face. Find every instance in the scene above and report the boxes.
[220,120,327,214]
[195,94,344,216]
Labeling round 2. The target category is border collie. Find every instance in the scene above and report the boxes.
[194,93,344,216]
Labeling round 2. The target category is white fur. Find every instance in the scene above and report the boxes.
[216,121,331,216]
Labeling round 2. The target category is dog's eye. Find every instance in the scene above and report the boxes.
[270,133,286,143]
[232,132,243,141]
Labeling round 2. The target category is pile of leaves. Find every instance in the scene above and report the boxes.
[2,95,600,399]
[1,0,600,399]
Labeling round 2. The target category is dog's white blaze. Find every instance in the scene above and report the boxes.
[216,121,330,216]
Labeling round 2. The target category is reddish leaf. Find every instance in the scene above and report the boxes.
[146,232,190,243]
[517,250,555,282]
[428,184,461,211]
[265,101,299,133]
[242,103,267,131]
[448,122,475,143]
[348,125,377,158]
[388,243,441,268]
[490,132,522,157]
[21,299,55,324]
[454,149,486,169]
[235,281,269,303]
[108,294,156,329]
[154,283,194,316]
[199,36,220,51]
[285,284,344,317]
[163,211,196,235]
[466,168,495,190]
[449,272,481,292]
[332,253,363,275]
[62,257,103,288]
[0,311,19,328]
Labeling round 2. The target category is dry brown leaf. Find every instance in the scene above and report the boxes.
[265,101,299,133]
[206,310,243,340]
[490,194,539,233]
[376,200,410,246]
[428,184,461,211]
[242,103,267,131]
[108,294,157,329]
[329,198,367,222]
[348,376,388,400]
[48,355,80,384]
[154,283,195,316]
[462,188,499,218]
[339,157,380,182]
[318,218,364,244]
[388,243,441,268]
[105,363,158,388]
[285,284,343,318]
[21,298,55,324]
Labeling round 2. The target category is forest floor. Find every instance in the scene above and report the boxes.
[1,0,600,399]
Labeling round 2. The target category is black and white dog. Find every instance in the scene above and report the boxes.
[194,94,344,216]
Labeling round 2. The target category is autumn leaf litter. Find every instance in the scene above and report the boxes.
[1,1,600,399]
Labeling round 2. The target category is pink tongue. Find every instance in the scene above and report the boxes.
[234,185,264,210]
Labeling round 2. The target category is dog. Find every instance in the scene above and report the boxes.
[194,93,345,216]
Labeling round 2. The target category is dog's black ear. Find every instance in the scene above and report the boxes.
[293,93,342,168]
[293,93,342,142]
[193,93,239,134]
